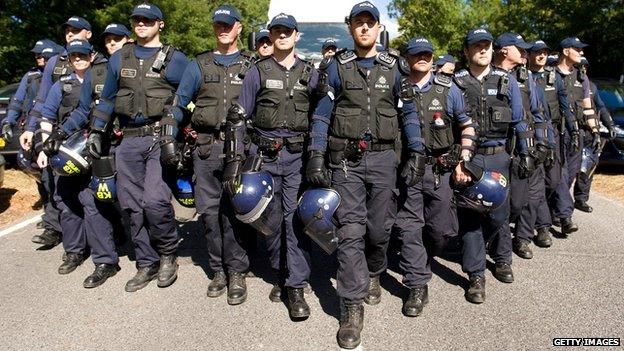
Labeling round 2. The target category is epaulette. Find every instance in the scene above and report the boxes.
[27,69,41,77]
[337,49,356,65]
[92,52,108,65]
[59,75,72,82]
[433,74,452,88]
[453,69,469,88]
[491,68,508,77]
[375,51,396,69]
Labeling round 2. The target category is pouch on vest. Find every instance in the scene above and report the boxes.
[486,105,512,139]
[548,100,561,124]
[375,107,399,141]
[330,106,363,140]
[195,133,216,160]
[191,99,221,129]
[114,88,135,117]
[254,97,280,129]
[573,101,587,128]
[291,102,310,132]
[429,113,454,153]
[145,88,172,119]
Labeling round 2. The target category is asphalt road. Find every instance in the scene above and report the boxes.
[0,194,622,351]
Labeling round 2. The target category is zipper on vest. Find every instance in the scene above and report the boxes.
[284,70,291,128]
[365,69,371,135]
[138,59,144,115]
[223,65,229,123]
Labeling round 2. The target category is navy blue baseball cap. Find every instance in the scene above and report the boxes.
[255,29,270,43]
[546,54,559,66]
[31,39,49,54]
[66,39,93,55]
[268,13,298,30]
[349,1,380,22]
[62,16,91,31]
[530,40,550,52]
[322,39,337,51]
[212,5,241,25]
[494,32,533,50]
[131,3,163,20]
[580,57,589,66]
[40,41,61,59]
[464,28,494,46]
[435,54,456,66]
[405,37,434,55]
[560,37,588,49]
[102,23,131,37]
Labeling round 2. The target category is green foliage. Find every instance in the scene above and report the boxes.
[0,0,269,86]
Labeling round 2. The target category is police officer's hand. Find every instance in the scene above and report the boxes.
[571,131,580,153]
[42,129,68,156]
[2,124,13,142]
[454,162,472,184]
[36,151,48,169]
[532,143,549,165]
[608,125,617,140]
[401,152,427,186]
[306,151,331,188]
[19,131,34,151]
[591,132,601,151]
[87,131,104,159]
[518,154,535,179]
[223,156,243,195]
[160,139,180,167]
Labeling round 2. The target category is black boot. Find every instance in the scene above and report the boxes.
[402,285,429,317]
[574,200,593,213]
[287,287,310,319]
[552,217,561,227]
[465,276,485,304]
[83,263,121,288]
[337,301,364,349]
[207,271,227,297]
[534,227,552,248]
[32,229,62,247]
[125,264,159,292]
[269,284,282,302]
[58,253,86,274]
[493,262,514,283]
[561,217,578,235]
[157,254,178,288]
[363,276,381,305]
[227,272,247,305]
[513,238,533,259]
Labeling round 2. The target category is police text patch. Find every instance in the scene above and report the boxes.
[120,69,137,78]
[266,79,284,89]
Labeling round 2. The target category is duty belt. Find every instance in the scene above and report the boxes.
[121,124,158,138]
[476,145,507,155]
[250,132,305,153]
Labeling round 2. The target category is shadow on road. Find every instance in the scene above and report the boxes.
[0,187,17,214]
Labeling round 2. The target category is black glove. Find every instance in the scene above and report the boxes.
[608,125,617,140]
[533,142,549,165]
[1,124,13,142]
[42,129,68,156]
[591,132,601,151]
[401,152,427,186]
[160,139,180,167]
[306,151,331,188]
[570,131,580,153]
[518,154,535,179]
[223,156,243,195]
[543,148,555,168]
[87,131,104,159]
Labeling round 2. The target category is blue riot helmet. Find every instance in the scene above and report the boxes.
[297,188,341,254]
[89,156,117,202]
[229,170,280,236]
[17,147,41,180]
[580,146,599,177]
[49,130,90,176]
[174,174,195,208]
[453,161,509,213]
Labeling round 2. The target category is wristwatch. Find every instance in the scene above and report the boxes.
[461,154,471,163]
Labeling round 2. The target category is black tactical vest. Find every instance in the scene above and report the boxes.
[330,50,399,142]
[23,69,42,116]
[90,54,108,103]
[534,67,561,126]
[191,51,254,130]
[252,57,314,132]
[413,74,455,153]
[114,43,177,120]
[57,75,82,124]
[558,66,585,125]
[52,54,73,83]
[454,66,512,141]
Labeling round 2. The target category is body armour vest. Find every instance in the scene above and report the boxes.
[191,51,254,130]
[330,50,399,142]
[559,66,585,125]
[413,74,455,153]
[252,57,313,132]
[57,75,83,124]
[90,55,108,104]
[23,69,42,116]
[114,43,177,120]
[52,55,73,83]
[534,67,561,126]
[454,67,512,142]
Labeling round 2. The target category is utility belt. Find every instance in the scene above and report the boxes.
[475,144,507,155]
[328,135,394,164]
[121,122,159,138]
[250,132,306,154]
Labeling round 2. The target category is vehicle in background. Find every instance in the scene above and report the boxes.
[0,83,21,156]
[595,79,624,167]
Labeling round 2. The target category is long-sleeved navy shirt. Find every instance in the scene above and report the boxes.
[589,81,614,127]
[91,44,189,129]
[309,56,423,152]
[26,53,67,132]
[3,68,42,126]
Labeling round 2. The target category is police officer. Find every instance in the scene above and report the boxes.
[172,5,252,305]
[2,39,64,247]
[492,33,547,260]
[573,57,617,213]
[255,29,273,58]
[225,12,317,319]
[434,54,456,76]
[554,37,598,234]
[528,40,576,248]
[308,2,423,348]
[396,37,475,317]
[321,39,338,58]
[102,23,131,56]
[88,3,189,292]
[453,28,531,303]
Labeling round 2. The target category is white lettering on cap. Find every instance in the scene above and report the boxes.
[359,2,374,8]
[36,41,43,45]
[137,4,151,9]
[215,9,231,15]
[70,41,83,46]
[106,24,118,29]
[536,40,545,44]
[69,17,79,22]
[415,38,429,43]
[516,35,523,39]
[42,48,53,53]
[474,29,487,34]
[275,13,288,19]
[574,38,580,41]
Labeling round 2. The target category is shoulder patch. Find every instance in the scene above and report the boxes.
[337,50,356,65]
[387,48,401,58]
[453,70,469,88]
[59,75,72,82]
[27,70,41,77]
[376,51,396,68]
[397,57,410,75]
[434,74,452,88]
[454,69,469,78]
[491,68,507,77]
